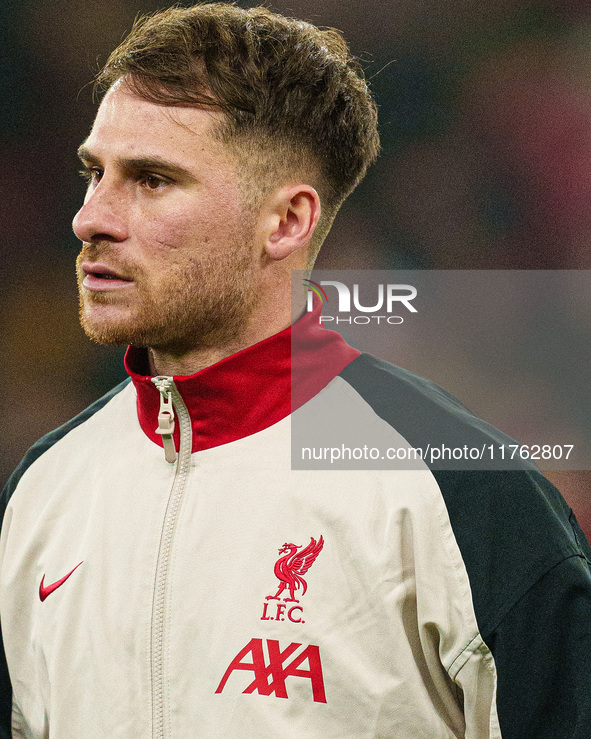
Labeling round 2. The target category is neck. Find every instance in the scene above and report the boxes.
[148,290,306,376]
[148,322,289,376]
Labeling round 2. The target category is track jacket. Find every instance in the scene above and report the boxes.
[1,305,591,738]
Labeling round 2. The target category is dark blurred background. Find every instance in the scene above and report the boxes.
[2,0,590,534]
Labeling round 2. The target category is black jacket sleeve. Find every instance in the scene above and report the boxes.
[430,467,591,737]
[0,624,11,738]
[488,552,591,738]
[0,478,13,737]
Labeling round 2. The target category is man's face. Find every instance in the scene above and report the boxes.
[73,82,261,354]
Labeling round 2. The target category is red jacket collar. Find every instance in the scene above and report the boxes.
[125,302,360,453]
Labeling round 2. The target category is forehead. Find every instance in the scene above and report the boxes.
[83,82,230,167]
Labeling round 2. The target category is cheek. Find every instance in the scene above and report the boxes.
[140,203,241,253]
[136,214,201,255]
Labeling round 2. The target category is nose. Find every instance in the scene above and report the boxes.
[72,180,129,244]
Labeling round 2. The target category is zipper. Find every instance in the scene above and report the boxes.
[153,377,178,464]
[150,376,193,738]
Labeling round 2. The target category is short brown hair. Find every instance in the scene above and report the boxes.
[96,3,380,254]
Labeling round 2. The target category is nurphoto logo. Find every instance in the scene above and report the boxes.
[305,278,418,325]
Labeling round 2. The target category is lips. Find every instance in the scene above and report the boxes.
[81,262,134,291]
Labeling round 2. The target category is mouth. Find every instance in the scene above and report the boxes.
[81,262,134,291]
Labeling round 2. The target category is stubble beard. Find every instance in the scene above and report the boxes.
[76,238,261,354]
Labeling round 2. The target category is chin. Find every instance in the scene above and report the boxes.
[79,309,136,347]
[80,323,134,346]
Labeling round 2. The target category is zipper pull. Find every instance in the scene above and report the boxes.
[151,377,178,464]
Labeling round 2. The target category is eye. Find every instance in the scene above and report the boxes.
[140,174,168,190]
[79,166,102,186]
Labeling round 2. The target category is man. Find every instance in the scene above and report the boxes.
[1,3,590,738]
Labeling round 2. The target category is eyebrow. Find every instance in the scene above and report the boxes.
[77,145,196,181]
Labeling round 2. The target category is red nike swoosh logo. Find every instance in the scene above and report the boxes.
[39,562,83,602]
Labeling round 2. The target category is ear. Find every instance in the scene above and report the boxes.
[263,185,321,261]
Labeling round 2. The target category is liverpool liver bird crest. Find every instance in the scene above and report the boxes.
[266,536,324,603]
